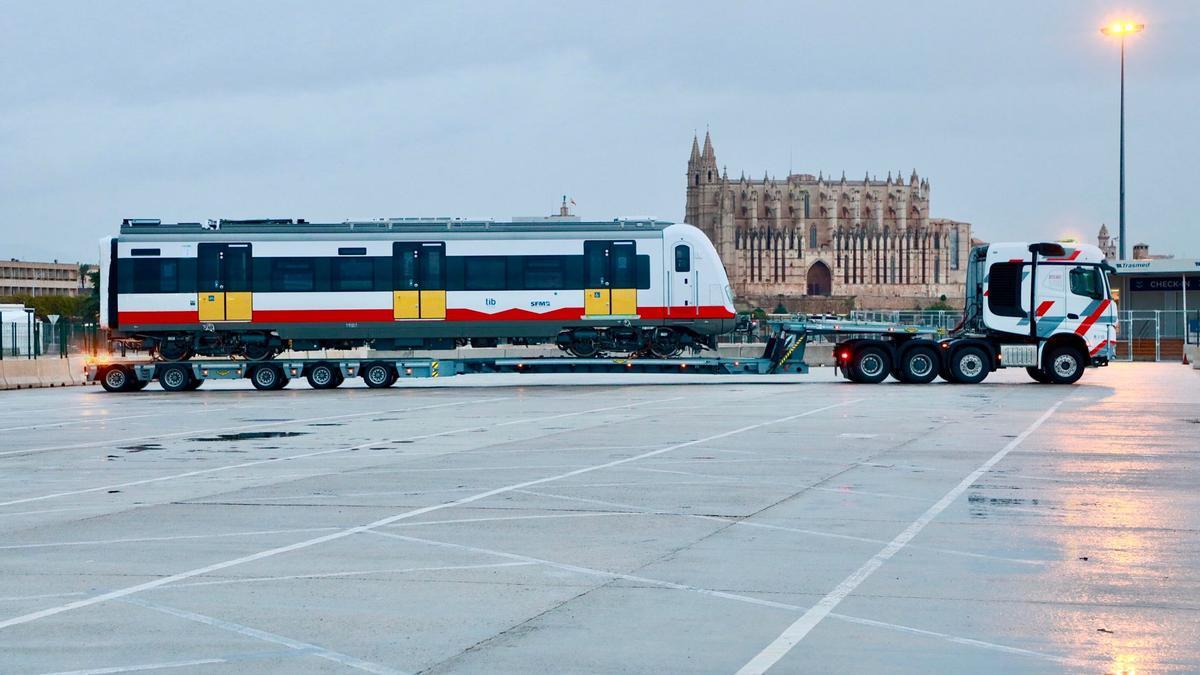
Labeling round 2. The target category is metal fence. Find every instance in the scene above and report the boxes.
[1113,310,1198,362]
[0,319,103,359]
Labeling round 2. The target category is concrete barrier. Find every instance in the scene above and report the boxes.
[0,357,92,390]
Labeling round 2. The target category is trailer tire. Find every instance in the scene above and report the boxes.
[128,380,149,391]
[949,346,989,384]
[306,363,340,390]
[1026,366,1051,384]
[898,347,939,384]
[1044,347,1085,385]
[250,365,288,391]
[184,377,204,390]
[850,346,891,384]
[159,364,193,392]
[100,366,135,393]
[362,362,396,389]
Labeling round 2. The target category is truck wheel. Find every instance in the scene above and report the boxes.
[898,347,938,384]
[362,362,396,389]
[949,346,989,384]
[306,363,339,390]
[1045,347,1085,385]
[159,364,194,392]
[851,346,891,384]
[251,365,287,391]
[101,366,134,393]
[185,377,204,390]
[1026,366,1051,384]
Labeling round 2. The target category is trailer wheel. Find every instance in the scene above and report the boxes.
[1026,366,1051,384]
[362,362,396,389]
[306,363,340,390]
[250,365,288,391]
[1045,347,1085,385]
[949,346,989,384]
[851,346,891,384]
[898,347,938,384]
[184,377,204,390]
[159,364,194,392]
[100,366,134,393]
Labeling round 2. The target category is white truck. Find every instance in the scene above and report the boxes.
[835,241,1118,384]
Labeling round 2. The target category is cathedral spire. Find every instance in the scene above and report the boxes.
[689,134,701,165]
[702,130,715,164]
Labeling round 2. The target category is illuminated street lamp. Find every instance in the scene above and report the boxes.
[1100,21,1144,260]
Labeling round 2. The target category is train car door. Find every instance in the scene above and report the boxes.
[584,241,636,316]
[197,243,253,322]
[584,241,611,316]
[393,242,446,320]
[669,242,698,317]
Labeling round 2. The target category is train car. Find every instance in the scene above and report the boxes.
[99,217,738,360]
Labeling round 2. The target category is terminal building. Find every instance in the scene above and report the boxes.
[0,259,96,297]
[1097,227,1199,361]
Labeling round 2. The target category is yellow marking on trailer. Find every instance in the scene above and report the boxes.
[431,361,439,378]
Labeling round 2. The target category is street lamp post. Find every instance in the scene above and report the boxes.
[1101,21,1144,261]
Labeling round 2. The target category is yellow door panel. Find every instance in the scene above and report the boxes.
[585,288,610,316]
[393,290,420,319]
[198,292,225,321]
[225,292,253,321]
[611,288,637,315]
[420,290,446,319]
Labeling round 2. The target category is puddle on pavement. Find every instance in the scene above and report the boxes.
[192,431,307,442]
[308,423,345,427]
[119,443,161,453]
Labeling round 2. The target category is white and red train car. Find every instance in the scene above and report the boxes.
[100,218,738,360]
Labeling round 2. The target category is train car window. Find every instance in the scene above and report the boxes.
[394,245,419,290]
[465,256,506,291]
[338,247,367,256]
[224,245,252,292]
[271,258,316,292]
[523,256,565,290]
[986,262,1025,317]
[130,248,160,256]
[637,255,651,289]
[332,257,375,292]
[674,245,691,272]
[611,243,635,288]
[420,244,446,290]
[127,259,178,293]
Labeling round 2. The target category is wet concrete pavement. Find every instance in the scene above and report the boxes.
[0,364,1196,673]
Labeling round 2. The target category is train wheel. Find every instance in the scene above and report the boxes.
[568,337,599,358]
[159,364,194,392]
[648,332,682,358]
[242,343,277,361]
[850,346,891,384]
[101,366,134,393]
[898,347,938,384]
[306,363,340,390]
[157,340,192,362]
[251,365,287,391]
[362,362,396,389]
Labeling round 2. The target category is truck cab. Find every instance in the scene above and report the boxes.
[837,241,1117,385]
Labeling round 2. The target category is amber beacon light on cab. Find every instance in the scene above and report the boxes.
[99,217,738,361]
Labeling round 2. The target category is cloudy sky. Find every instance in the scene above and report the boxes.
[2,1,1196,262]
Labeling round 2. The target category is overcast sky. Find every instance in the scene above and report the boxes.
[2,1,1196,263]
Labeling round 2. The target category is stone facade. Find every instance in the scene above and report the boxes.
[684,132,972,311]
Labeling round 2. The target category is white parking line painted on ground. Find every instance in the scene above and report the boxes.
[367,530,1079,666]
[171,562,535,590]
[38,656,230,674]
[0,398,854,631]
[0,526,341,550]
[0,397,501,458]
[0,399,681,510]
[120,597,406,675]
[734,399,1067,675]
